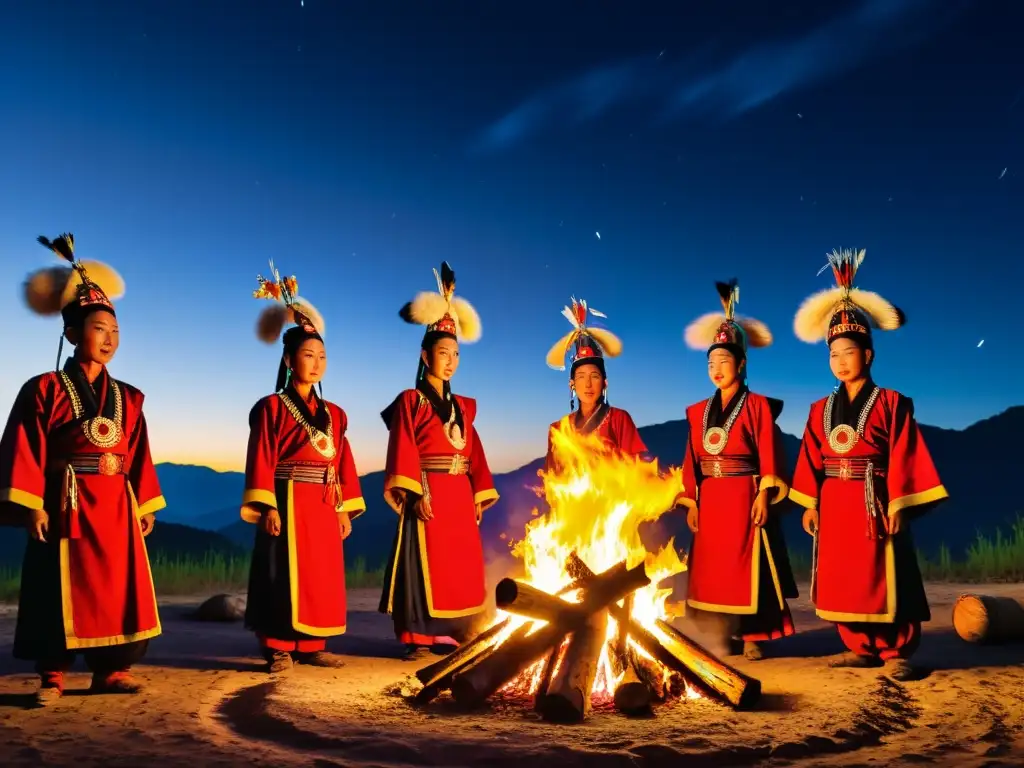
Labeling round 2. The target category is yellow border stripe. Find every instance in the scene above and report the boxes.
[0,487,44,511]
[759,474,790,505]
[888,484,948,516]
[340,496,366,517]
[384,474,424,513]
[815,537,897,623]
[788,487,817,510]
[286,479,347,637]
[240,488,278,524]
[135,494,166,518]
[473,487,499,512]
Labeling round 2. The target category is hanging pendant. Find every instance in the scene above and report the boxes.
[703,426,728,455]
[827,424,858,454]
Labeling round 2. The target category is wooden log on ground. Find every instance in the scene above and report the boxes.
[566,552,760,710]
[450,559,650,707]
[538,609,608,722]
[953,593,1024,644]
[416,618,511,685]
[627,647,669,701]
[610,593,653,715]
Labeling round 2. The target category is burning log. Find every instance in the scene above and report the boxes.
[450,559,650,707]
[534,645,560,711]
[494,579,590,624]
[610,594,653,716]
[538,609,608,722]
[566,552,761,710]
[414,620,516,704]
[415,618,511,685]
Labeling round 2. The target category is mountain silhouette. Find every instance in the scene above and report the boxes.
[49,404,1018,572]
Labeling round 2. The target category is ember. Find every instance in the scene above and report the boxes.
[415,418,761,721]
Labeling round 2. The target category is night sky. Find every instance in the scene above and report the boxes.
[1,0,1021,473]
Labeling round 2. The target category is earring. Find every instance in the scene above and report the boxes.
[603,385,608,405]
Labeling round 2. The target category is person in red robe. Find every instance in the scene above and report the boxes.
[543,297,647,468]
[241,262,365,674]
[0,234,164,706]
[789,248,948,682]
[379,262,499,662]
[678,280,798,660]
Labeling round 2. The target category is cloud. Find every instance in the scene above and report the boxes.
[470,0,966,153]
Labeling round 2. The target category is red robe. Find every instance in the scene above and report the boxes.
[380,388,498,630]
[544,404,647,470]
[241,389,365,641]
[679,390,797,637]
[789,387,948,624]
[0,365,164,659]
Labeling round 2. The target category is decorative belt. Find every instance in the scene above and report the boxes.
[700,455,757,478]
[275,461,344,512]
[421,454,471,475]
[275,462,331,484]
[823,457,887,480]
[822,456,888,540]
[49,453,126,476]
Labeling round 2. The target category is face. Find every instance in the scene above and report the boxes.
[571,363,605,407]
[829,337,873,382]
[422,337,460,381]
[707,348,743,390]
[66,309,119,365]
[286,338,327,385]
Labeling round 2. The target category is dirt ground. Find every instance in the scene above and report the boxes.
[0,583,1022,767]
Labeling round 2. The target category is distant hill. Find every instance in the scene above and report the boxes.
[0,520,242,570]
[124,405,1024,571]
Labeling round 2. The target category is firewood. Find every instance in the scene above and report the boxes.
[415,617,511,685]
[533,645,561,711]
[450,559,651,707]
[414,621,515,704]
[566,552,761,710]
[538,609,608,722]
[953,593,1024,644]
[494,579,590,623]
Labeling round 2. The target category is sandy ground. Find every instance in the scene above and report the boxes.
[0,583,1022,768]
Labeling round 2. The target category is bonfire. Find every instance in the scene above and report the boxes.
[414,419,761,721]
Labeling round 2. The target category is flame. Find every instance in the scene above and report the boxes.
[495,416,692,701]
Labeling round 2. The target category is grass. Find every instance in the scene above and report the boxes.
[0,553,387,604]
[787,517,1024,584]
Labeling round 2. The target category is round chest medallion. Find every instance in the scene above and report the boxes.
[84,417,123,449]
[703,426,728,456]
[828,424,858,454]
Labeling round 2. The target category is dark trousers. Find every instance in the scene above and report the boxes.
[35,640,149,675]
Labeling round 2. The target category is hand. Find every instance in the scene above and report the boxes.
[262,508,282,536]
[750,490,769,528]
[414,495,433,521]
[686,506,699,534]
[139,514,156,537]
[27,509,48,542]
[884,508,903,536]
[801,508,819,536]
[338,511,352,539]
[475,503,483,525]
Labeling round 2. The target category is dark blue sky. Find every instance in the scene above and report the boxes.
[2,0,1021,472]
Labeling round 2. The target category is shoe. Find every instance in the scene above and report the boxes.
[402,645,433,662]
[35,674,63,707]
[268,651,293,674]
[828,652,883,669]
[743,641,764,661]
[885,658,922,681]
[298,651,346,668]
[90,671,143,694]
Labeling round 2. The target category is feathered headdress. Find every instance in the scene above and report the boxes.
[398,261,481,342]
[545,297,622,373]
[26,233,124,326]
[684,279,772,356]
[793,248,904,346]
[252,259,325,344]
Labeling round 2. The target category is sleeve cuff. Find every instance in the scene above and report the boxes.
[340,496,366,518]
[384,474,423,513]
[240,488,278,524]
[0,487,45,511]
[473,487,500,512]
[888,484,949,516]
[136,495,167,518]
[787,487,817,510]
[758,475,790,505]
